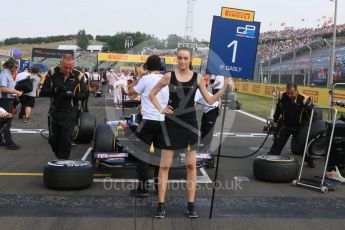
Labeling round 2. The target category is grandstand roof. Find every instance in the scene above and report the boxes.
[87,45,103,52]
[58,45,79,51]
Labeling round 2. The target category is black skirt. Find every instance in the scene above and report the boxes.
[161,111,198,151]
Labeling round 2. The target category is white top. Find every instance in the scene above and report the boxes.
[91,73,101,81]
[133,73,169,121]
[25,74,41,97]
[15,72,31,83]
[118,75,128,93]
[0,107,7,113]
[214,75,224,89]
[194,89,219,113]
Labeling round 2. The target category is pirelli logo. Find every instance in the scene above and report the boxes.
[252,85,261,94]
[265,86,275,96]
[303,90,319,96]
[221,7,255,22]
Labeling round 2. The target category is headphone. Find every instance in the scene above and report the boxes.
[3,58,17,68]
[143,58,166,72]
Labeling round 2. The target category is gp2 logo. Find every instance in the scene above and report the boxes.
[237,25,256,36]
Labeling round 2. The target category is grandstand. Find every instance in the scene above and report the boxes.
[258,24,345,62]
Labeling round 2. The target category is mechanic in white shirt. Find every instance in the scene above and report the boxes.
[211,75,224,95]
[194,89,220,151]
[127,55,169,197]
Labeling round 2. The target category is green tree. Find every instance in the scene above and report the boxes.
[101,32,165,53]
[106,33,127,53]
[77,29,89,50]
[166,34,184,49]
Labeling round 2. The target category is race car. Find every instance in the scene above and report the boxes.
[91,114,215,169]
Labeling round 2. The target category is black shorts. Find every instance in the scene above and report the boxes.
[136,119,164,149]
[161,113,199,151]
[20,95,35,108]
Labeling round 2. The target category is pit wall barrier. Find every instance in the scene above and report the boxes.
[235,82,345,113]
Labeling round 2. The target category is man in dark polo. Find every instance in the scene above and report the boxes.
[269,83,316,168]
[41,54,87,159]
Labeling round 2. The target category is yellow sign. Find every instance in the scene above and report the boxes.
[221,7,255,22]
[235,82,345,112]
[98,53,147,63]
[163,56,202,66]
[97,53,202,66]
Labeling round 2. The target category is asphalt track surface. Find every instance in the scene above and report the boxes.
[1,93,345,230]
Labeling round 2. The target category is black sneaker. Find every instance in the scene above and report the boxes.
[0,141,5,147]
[130,189,149,197]
[154,203,166,219]
[71,143,77,148]
[186,203,198,218]
[6,142,20,150]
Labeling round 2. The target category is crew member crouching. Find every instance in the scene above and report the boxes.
[268,83,315,168]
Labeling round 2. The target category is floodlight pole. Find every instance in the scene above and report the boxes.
[328,0,338,88]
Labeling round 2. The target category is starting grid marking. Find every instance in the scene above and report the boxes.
[11,128,46,134]
[236,110,266,123]
[11,128,270,138]
[11,110,268,136]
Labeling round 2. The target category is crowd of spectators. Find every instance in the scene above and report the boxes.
[258,24,345,60]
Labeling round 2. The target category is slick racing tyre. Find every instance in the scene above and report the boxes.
[43,160,93,190]
[93,124,115,152]
[290,120,327,156]
[74,112,97,144]
[253,155,299,182]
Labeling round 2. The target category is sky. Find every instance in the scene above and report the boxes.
[0,0,344,41]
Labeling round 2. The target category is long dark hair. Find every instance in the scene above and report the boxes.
[177,47,193,70]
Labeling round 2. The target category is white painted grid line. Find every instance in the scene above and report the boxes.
[81,147,93,161]
[236,110,266,123]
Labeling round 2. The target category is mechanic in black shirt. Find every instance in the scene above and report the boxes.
[41,54,87,159]
[269,83,315,167]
